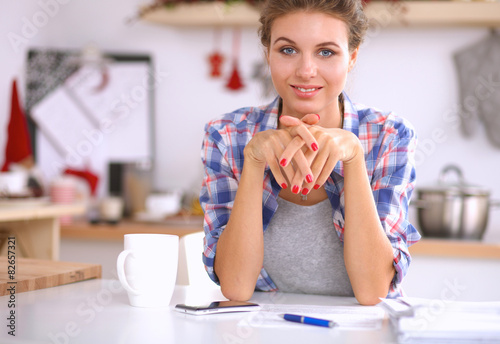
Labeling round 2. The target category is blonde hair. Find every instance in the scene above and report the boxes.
[258,0,368,53]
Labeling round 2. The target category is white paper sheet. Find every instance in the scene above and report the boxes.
[383,297,500,343]
[240,303,386,330]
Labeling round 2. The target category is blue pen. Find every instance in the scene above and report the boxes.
[280,314,336,328]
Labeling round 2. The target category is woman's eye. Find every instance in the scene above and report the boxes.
[281,47,296,55]
[319,50,334,57]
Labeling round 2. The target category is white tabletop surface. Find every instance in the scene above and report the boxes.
[0,279,397,344]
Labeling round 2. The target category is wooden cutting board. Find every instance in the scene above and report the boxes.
[0,258,101,296]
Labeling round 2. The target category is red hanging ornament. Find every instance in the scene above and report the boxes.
[226,28,244,91]
[1,79,33,172]
[207,29,225,78]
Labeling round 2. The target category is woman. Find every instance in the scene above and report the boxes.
[200,0,420,306]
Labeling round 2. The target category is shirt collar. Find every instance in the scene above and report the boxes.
[341,92,359,137]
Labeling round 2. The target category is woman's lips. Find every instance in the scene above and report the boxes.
[291,85,322,98]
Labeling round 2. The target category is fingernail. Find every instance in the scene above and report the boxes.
[292,185,300,194]
[301,188,309,195]
[315,114,320,120]
[311,143,318,152]
[281,183,288,189]
[313,184,320,190]
[280,159,287,167]
[306,174,313,183]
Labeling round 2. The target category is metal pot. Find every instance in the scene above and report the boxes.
[413,165,500,240]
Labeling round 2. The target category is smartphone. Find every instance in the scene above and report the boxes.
[174,301,261,315]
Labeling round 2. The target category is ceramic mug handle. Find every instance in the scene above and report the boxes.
[116,249,141,295]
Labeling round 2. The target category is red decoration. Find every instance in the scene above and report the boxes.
[64,167,99,196]
[208,29,225,78]
[1,79,32,171]
[225,29,244,91]
[226,61,245,90]
[208,52,224,78]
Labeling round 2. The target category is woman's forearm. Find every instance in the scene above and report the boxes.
[214,158,267,301]
[343,152,395,306]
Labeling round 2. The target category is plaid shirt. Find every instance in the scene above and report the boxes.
[200,93,421,298]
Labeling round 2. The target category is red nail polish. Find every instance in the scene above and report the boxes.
[313,184,320,190]
[302,188,309,195]
[280,159,287,167]
[292,185,299,194]
[281,183,287,189]
[311,143,318,151]
[315,114,320,120]
[306,174,313,183]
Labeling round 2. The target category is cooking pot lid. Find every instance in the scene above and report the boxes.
[418,165,490,196]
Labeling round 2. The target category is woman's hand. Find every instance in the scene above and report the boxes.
[278,118,363,194]
[243,114,320,189]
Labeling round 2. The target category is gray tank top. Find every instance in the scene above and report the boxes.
[263,197,354,297]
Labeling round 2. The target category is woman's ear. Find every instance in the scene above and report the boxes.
[348,47,359,72]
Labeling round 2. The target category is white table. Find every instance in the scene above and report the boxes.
[0,279,396,343]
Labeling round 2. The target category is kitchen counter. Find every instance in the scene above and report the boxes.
[61,219,500,260]
[61,216,203,240]
[410,238,500,260]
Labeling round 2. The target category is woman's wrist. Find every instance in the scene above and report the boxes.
[343,134,364,167]
[243,147,267,171]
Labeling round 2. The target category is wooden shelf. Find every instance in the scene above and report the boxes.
[141,2,260,27]
[141,1,500,27]
[365,1,500,27]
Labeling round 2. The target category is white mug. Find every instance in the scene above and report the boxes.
[117,234,179,307]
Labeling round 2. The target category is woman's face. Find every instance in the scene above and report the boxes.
[268,11,358,121]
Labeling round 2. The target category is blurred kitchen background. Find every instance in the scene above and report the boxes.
[1,0,500,300]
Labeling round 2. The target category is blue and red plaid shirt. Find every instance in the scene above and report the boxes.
[200,93,421,298]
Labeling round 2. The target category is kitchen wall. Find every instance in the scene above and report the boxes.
[1,1,499,241]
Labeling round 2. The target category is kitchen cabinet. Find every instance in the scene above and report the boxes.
[141,1,500,27]
[404,238,500,302]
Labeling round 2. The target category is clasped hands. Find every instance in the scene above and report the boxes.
[244,113,362,195]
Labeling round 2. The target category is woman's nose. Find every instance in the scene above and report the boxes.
[296,55,317,79]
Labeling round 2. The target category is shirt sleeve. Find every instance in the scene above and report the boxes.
[199,122,238,285]
[199,119,279,292]
[370,116,421,297]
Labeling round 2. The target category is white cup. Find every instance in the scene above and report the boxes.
[0,171,27,195]
[145,192,181,217]
[117,234,179,307]
[99,196,124,222]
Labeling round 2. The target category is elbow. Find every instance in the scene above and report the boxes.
[220,283,254,301]
[353,285,389,306]
[355,292,383,306]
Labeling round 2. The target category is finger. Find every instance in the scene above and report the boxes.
[301,113,320,126]
[289,151,313,194]
[297,147,321,194]
[279,135,305,167]
[260,131,293,189]
[312,153,339,190]
[268,158,288,189]
[285,124,319,153]
[291,155,314,194]
[279,115,302,125]
[280,114,320,127]
[280,158,296,187]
